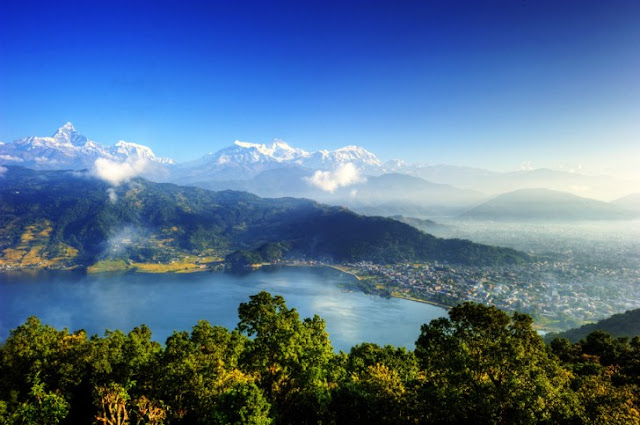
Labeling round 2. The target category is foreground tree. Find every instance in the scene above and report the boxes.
[331,343,421,424]
[237,291,335,424]
[156,320,270,424]
[550,333,640,424]
[7,376,69,425]
[415,302,576,424]
[2,295,640,424]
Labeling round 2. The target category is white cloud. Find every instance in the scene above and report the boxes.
[91,157,152,186]
[0,166,7,176]
[569,185,592,194]
[0,155,22,162]
[107,188,118,203]
[520,161,534,171]
[305,163,366,193]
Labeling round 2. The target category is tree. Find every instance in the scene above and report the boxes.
[131,396,167,425]
[236,291,335,424]
[0,317,71,398]
[332,362,412,425]
[574,371,640,425]
[156,321,267,424]
[11,376,70,425]
[331,343,422,424]
[94,383,130,425]
[414,302,576,424]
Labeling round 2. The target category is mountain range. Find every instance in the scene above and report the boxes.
[0,167,527,271]
[1,124,638,216]
[173,140,383,182]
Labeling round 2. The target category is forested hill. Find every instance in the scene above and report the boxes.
[548,307,640,343]
[0,167,527,270]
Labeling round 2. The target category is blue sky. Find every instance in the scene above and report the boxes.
[1,0,638,176]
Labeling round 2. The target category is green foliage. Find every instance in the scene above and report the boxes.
[331,343,420,424]
[237,292,334,424]
[155,322,254,423]
[9,376,70,425]
[226,250,265,269]
[1,293,639,424]
[415,302,577,424]
[213,382,272,425]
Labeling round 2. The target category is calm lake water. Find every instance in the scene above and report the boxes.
[0,266,447,352]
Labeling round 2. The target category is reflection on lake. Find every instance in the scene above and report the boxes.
[0,266,447,352]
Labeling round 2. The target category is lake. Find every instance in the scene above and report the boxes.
[0,266,447,352]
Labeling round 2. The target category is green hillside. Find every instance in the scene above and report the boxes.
[548,307,640,343]
[0,167,528,271]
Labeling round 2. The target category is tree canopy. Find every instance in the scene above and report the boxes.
[1,292,639,424]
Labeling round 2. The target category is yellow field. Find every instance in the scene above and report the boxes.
[87,260,132,273]
[88,258,212,274]
[132,262,200,273]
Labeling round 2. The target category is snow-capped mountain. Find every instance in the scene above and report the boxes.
[303,146,382,171]
[112,140,174,164]
[0,123,174,170]
[209,140,308,166]
[175,139,384,182]
[5,124,634,203]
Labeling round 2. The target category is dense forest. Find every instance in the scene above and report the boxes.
[0,167,527,270]
[1,292,639,424]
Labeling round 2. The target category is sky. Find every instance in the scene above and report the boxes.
[0,0,638,177]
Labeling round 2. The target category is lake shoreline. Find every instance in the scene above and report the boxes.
[0,266,449,351]
[277,263,453,310]
[1,261,454,310]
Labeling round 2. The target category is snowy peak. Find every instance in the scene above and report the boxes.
[272,139,293,150]
[207,139,309,167]
[304,145,382,171]
[54,122,76,134]
[114,140,174,164]
[233,140,264,150]
[51,122,88,147]
[230,139,307,161]
[0,123,175,169]
[212,139,381,169]
[384,159,408,170]
[333,145,382,165]
[115,140,155,159]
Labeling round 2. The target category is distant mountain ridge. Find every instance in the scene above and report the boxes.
[187,168,487,217]
[612,193,640,213]
[463,188,636,221]
[383,164,635,202]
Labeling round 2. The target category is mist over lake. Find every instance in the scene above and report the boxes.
[0,266,447,352]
